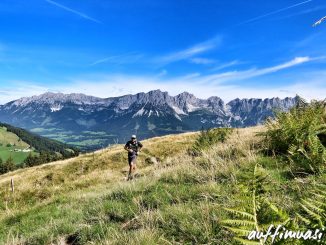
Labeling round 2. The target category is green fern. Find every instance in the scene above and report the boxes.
[222,164,289,245]
[296,184,326,229]
[263,99,326,175]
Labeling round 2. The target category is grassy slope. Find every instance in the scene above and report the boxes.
[0,127,32,164]
[0,127,325,244]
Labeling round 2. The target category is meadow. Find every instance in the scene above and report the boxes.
[0,127,33,165]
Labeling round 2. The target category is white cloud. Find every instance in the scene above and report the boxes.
[239,0,313,25]
[45,0,102,24]
[211,60,241,71]
[189,57,216,65]
[194,56,311,85]
[89,53,144,66]
[51,72,326,102]
[0,56,323,104]
[276,5,326,20]
[0,82,49,104]
[156,36,222,64]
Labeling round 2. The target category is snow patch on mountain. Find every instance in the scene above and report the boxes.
[133,107,145,118]
[50,104,63,112]
[175,114,182,121]
[171,105,187,115]
[187,103,201,112]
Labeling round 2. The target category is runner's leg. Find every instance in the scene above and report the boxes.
[128,156,133,180]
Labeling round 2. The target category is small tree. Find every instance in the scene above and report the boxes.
[24,152,38,167]
[0,157,3,174]
[0,155,15,174]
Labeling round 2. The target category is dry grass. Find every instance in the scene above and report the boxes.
[0,132,197,214]
[3,126,315,245]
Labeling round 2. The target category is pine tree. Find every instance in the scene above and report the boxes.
[0,155,15,174]
[24,152,35,167]
[5,155,15,172]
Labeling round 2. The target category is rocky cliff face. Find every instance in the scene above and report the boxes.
[0,90,297,150]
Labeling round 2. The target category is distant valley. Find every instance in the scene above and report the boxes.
[0,90,298,150]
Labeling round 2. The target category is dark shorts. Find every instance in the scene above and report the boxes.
[128,154,137,165]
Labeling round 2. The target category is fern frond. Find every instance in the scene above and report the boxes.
[222,219,256,227]
[306,198,326,210]
[296,213,311,225]
[224,208,255,220]
[300,203,322,222]
[295,184,326,231]
[222,164,289,244]
[221,226,252,236]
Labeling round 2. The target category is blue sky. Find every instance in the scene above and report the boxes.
[0,0,325,103]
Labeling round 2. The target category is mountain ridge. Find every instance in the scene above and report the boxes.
[0,90,298,150]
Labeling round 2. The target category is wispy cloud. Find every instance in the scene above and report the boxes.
[156,36,222,65]
[0,82,49,104]
[239,0,314,25]
[90,53,144,66]
[240,56,310,78]
[58,57,315,98]
[211,60,241,71]
[196,57,311,85]
[1,57,321,104]
[45,0,102,24]
[157,70,168,77]
[189,57,216,65]
[276,5,326,20]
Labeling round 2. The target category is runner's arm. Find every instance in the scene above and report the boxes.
[124,143,132,152]
[138,142,143,151]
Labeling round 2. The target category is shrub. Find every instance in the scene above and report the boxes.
[262,98,326,175]
[189,128,233,156]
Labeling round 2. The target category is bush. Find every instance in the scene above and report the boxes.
[189,128,233,156]
[263,98,326,175]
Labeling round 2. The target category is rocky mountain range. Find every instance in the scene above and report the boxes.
[0,90,298,150]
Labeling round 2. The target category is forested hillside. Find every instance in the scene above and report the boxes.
[0,123,79,174]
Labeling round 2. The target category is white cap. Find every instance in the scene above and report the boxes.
[131,135,137,139]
